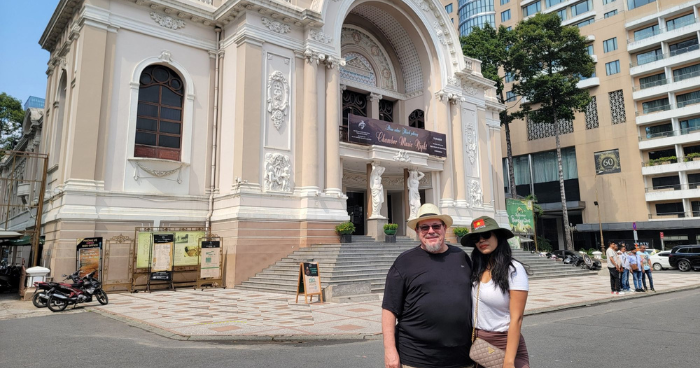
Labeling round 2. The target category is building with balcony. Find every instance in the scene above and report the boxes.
[496,0,700,251]
[23,0,506,286]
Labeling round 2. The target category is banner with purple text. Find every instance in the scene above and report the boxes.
[348,114,447,157]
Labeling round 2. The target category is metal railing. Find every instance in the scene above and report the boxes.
[645,183,700,192]
[677,96,700,108]
[643,103,673,114]
[630,17,699,43]
[641,125,700,141]
[631,43,700,67]
[648,212,688,219]
[643,158,678,166]
[675,68,700,82]
[636,78,669,91]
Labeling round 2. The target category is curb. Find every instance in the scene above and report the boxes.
[89,284,700,342]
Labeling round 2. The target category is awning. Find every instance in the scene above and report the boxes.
[0,231,23,239]
[0,235,43,246]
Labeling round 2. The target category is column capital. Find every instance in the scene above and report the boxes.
[322,55,346,69]
[368,93,382,102]
[303,48,327,65]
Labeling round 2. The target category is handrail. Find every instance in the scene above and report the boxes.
[645,183,700,192]
[631,43,700,67]
[629,17,698,43]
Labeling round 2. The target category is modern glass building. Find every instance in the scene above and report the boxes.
[458,0,496,36]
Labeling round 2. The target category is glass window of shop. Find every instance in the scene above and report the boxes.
[532,147,579,202]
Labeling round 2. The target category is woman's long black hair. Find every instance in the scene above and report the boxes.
[471,232,532,294]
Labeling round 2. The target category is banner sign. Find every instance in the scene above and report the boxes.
[348,114,447,157]
[594,149,621,175]
[77,237,102,280]
[150,234,174,281]
[199,240,221,279]
[506,199,535,235]
[296,262,323,303]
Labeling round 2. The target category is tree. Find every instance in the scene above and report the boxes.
[461,24,519,198]
[0,93,25,151]
[508,13,594,251]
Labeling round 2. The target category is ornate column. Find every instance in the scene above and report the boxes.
[450,94,467,207]
[435,91,454,207]
[368,93,382,119]
[300,49,321,192]
[324,57,343,195]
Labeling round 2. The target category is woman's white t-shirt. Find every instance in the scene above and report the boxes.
[472,262,529,333]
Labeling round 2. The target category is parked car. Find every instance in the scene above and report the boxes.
[649,251,672,270]
[668,245,700,272]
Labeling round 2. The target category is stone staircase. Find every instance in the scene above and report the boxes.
[236,235,597,295]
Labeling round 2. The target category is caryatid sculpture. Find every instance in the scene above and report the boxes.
[369,162,386,219]
[407,169,425,220]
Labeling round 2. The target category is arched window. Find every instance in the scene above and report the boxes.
[135,65,184,161]
[409,109,425,129]
[379,99,394,122]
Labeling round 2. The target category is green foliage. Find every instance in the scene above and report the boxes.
[453,227,470,237]
[383,223,399,231]
[0,93,25,151]
[685,152,700,161]
[579,248,595,256]
[335,221,355,235]
[524,194,544,218]
[508,13,595,125]
[648,156,677,165]
[536,236,552,252]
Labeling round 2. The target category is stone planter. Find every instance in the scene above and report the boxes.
[384,229,397,236]
[385,234,396,243]
[339,234,352,243]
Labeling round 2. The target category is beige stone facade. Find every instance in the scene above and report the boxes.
[496,0,700,250]
[21,0,507,286]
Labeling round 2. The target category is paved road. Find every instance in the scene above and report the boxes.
[2,289,698,367]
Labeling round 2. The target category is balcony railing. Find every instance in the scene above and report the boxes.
[645,183,700,192]
[677,96,700,108]
[638,98,700,115]
[648,212,688,219]
[629,17,699,43]
[641,125,700,141]
[681,125,700,135]
[643,157,678,167]
[631,43,700,67]
[643,103,673,114]
[635,78,669,91]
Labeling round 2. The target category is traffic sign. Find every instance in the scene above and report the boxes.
[660,232,664,239]
[633,222,637,231]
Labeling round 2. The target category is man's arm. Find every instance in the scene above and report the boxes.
[382,309,400,368]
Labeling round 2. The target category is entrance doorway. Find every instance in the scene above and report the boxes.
[346,191,365,235]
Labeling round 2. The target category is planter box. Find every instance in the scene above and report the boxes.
[339,234,352,243]
[385,234,396,243]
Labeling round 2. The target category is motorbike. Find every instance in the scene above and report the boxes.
[0,262,22,293]
[31,271,82,308]
[46,271,108,312]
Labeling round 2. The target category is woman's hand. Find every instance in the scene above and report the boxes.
[503,362,516,368]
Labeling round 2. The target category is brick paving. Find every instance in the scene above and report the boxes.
[85,270,700,339]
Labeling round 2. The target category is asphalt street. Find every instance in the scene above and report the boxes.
[1,289,698,368]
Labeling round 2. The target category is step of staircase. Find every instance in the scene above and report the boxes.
[236,236,597,296]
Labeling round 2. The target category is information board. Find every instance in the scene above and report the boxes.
[173,231,205,266]
[76,237,103,280]
[136,232,153,269]
[150,234,174,281]
[199,240,221,279]
[296,262,323,303]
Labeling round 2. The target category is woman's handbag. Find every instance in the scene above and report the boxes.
[469,282,506,368]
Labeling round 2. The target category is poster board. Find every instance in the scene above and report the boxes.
[196,238,224,290]
[76,237,103,280]
[173,231,205,266]
[136,232,153,269]
[150,234,174,282]
[506,199,535,235]
[295,262,323,303]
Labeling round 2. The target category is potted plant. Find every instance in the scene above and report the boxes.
[685,152,700,162]
[384,223,398,243]
[335,222,355,243]
[453,227,470,246]
[650,156,677,166]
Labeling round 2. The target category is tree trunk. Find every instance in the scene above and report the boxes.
[505,121,516,198]
[554,113,573,251]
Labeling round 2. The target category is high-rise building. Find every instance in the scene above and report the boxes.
[458,0,497,36]
[23,96,45,110]
[497,0,700,251]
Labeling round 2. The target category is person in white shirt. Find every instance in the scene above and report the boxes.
[606,243,622,295]
[618,244,631,292]
[463,216,531,368]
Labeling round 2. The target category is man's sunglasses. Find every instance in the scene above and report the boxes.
[468,231,492,244]
[418,224,443,233]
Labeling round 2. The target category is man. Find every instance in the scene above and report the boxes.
[382,203,473,368]
[606,242,623,295]
[629,248,643,292]
[640,245,655,291]
[618,244,631,292]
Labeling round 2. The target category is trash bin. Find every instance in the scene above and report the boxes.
[25,266,50,287]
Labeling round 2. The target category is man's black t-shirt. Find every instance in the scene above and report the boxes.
[382,244,473,368]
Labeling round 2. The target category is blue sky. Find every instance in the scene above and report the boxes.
[0,0,60,105]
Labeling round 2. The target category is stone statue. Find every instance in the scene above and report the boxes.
[407,169,425,220]
[369,162,386,219]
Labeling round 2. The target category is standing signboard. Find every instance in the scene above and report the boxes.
[149,234,174,288]
[76,237,103,280]
[173,231,206,266]
[296,262,323,303]
[505,199,535,235]
[196,238,224,289]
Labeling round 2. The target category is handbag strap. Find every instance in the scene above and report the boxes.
[471,281,481,343]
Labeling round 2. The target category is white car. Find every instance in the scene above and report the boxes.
[649,251,673,270]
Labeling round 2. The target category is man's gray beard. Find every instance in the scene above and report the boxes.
[422,241,443,253]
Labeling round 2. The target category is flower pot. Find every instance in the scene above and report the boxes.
[339,234,352,243]
[456,236,465,246]
[384,229,397,236]
[385,234,396,243]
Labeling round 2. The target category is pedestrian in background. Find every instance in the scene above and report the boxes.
[618,244,631,292]
[606,243,622,295]
[640,245,655,292]
[629,249,643,292]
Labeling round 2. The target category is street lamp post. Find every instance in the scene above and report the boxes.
[595,170,605,253]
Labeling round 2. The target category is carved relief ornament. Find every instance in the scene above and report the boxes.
[150,12,186,30]
[266,71,289,131]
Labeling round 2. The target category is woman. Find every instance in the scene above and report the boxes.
[462,216,531,368]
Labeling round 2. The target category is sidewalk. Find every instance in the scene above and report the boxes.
[87,270,700,341]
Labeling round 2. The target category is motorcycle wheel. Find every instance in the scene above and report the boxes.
[32,292,47,308]
[96,289,109,305]
[47,295,68,312]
